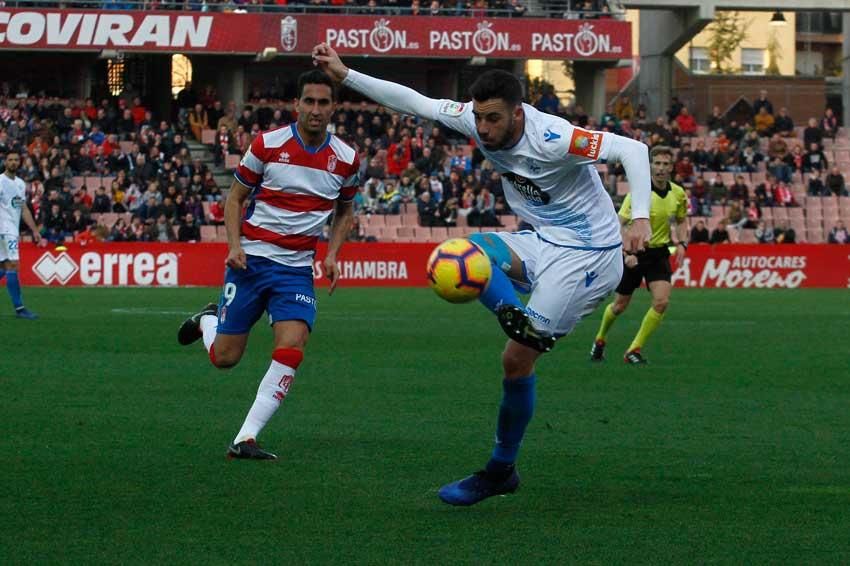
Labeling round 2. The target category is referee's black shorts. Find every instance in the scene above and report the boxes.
[615,246,672,296]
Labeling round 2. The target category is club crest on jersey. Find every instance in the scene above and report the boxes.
[502,172,550,205]
[568,129,603,160]
[279,151,290,163]
[327,155,337,173]
[438,101,465,117]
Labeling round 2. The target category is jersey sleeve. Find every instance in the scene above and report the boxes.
[234,134,266,189]
[618,194,632,221]
[552,121,608,165]
[339,153,361,202]
[675,190,688,221]
[432,100,477,139]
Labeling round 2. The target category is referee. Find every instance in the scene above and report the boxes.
[591,145,688,364]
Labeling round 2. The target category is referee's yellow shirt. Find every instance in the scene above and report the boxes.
[619,182,688,248]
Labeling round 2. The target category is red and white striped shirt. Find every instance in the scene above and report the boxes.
[235,124,360,267]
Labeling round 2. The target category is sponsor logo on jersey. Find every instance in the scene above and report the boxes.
[502,172,550,205]
[438,101,465,117]
[584,270,598,287]
[10,195,23,209]
[327,155,337,173]
[295,293,317,306]
[543,129,561,142]
[279,151,290,163]
[568,129,603,160]
[526,306,551,325]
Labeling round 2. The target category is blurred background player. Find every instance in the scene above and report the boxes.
[591,145,688,364]
[176,70,359,460]
[0,150,41,319]
[313,43,651,506]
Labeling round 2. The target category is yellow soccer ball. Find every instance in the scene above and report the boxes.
[426,238,492,303]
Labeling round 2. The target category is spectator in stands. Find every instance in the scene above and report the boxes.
[752,89,773,117]
[744,199,761,227]
[65,208,89,236]
[129,217,146,241]
[828,220,849,244]
[754,106,775,137]
[148,214,176,243]
[42,203,67,243]
[789,144,805,173]
[377,180,401,214]
[674,106,697,136]
[807,169,826,196]
[705,105,724,136]
[509,0,527,17]
[772,180,797,207]
[755,220,775,244]
[613,95,634,122]
[137,196,161,222]
[826,166,848,196]
[177,213,201,242]
[710,219,731,244]
[214,125,234,167]
[803,117,823,149]
[728,175,750,201]
[535,85,560,115]
[726,201,748,231]
[802,142,828,173]
[820,107,839,140]
[674,154,694,184]
[417,191,441,227]
[774,219,796,244]
[109,217,130,242]
[188,103,209,141]
[208,199,225,225]
[91,186,112,213]
[690,219,710,244]
[774,107,794,137]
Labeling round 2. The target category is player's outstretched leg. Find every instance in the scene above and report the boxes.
[439,342,538,506]
[497,305,555,353]
[177,302,218,346]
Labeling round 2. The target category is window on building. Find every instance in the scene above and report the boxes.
[172,54,193,98]
[690,47,710,74]
[741,48,764,75]
[107,56,125,96]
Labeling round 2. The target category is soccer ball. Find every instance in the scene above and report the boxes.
[426,238,492,303]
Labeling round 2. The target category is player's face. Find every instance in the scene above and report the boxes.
[4,153,20,173]
[296,84,335,136]
[650,154,673,188]
[473,99,520,151]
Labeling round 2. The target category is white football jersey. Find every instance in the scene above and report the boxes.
[434,102,619,249]
[0,173,26,236]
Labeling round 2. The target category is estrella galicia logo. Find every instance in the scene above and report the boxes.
[543,129,561,143]
[502,172,550,205]
[584,271,598,287]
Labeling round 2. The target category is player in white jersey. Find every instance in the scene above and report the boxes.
[177,70,360,460]
[0,151,41,319]
[314,44,652,506]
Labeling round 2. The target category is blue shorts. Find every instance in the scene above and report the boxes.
[217,255,317,335]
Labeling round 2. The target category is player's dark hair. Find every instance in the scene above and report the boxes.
[297,69,336,101]
[650,145,674,160]
[468,70,524,107]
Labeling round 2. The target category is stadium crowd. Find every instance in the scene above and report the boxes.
[30,0,616,17]
[1,78,849,247]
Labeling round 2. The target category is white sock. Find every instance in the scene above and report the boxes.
[200,314,217,353]
[233,359,297,444]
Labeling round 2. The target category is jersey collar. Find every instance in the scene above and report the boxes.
[290,123,330,154]
[652,181,671,198]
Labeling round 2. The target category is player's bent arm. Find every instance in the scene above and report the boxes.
[343,70,442,122]
[602,135,651,220]
[675,218,689,246]
[224,180,252,251]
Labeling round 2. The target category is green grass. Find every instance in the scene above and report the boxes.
[2,287,850,564]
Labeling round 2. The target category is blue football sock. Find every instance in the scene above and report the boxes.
[6,270,23,309]
[478,266,523,315]
[488,374,537,469]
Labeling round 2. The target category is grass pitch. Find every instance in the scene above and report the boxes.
[2,287,849,564]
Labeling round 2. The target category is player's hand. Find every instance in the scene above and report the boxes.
[624,254,638,269]
[312,43,349,83]
[674,243,686,266]
[625,218,650,253]
[31,232,42,245]
[226,246,247,270]
[323,253,340,295]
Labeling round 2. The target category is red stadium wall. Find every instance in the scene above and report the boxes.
[16,243,850,289]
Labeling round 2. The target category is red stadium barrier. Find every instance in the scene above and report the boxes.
[16,243,850,289]
[0,9,631,59]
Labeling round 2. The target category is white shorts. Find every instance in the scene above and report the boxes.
[493,231,623,338]
[0,233,19,262]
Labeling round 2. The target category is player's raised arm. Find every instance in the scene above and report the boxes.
[600,133,651,252]
[312,43,444,123]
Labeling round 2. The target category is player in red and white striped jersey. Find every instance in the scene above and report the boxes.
[178,70,360,460]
